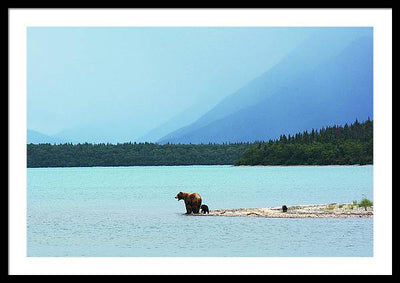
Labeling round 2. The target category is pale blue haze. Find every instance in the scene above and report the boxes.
[27,27,310,141]
[27,165,373,257]
[159,31,373,144]
[27,27,372,144]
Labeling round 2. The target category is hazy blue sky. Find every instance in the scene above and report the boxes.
[27,27,371,143]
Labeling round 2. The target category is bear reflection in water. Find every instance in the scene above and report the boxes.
[175,192,202,214]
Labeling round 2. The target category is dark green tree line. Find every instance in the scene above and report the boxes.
[27,119,373,168]
[27,142,252,168]
[236,118,373,166]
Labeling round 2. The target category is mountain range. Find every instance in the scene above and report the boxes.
[27,129,69,144]
[28,31,373,145]
[157,34,373,144]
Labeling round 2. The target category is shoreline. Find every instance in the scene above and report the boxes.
[234,164,373,167]
[27,164,373,169]
[193,203,373,218]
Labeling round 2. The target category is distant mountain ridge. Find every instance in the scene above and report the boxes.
[158,34,373,144]
[27,129,69,144]
[135,99,221,143]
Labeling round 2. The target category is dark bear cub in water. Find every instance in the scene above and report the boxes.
[201,204,209,214]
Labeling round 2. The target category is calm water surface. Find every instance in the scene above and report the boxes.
[27,165,373,257]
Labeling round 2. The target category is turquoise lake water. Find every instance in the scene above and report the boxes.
[27,165,373,257]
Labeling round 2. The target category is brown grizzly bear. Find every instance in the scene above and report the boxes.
[175,192,202,214]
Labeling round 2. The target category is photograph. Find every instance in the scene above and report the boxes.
[8,8,392,275]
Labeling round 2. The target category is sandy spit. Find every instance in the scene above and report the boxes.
[192,203,373,218]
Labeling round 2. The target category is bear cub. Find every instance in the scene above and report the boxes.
[200,204,209,214]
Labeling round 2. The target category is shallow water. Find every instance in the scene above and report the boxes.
[27,165,373,257]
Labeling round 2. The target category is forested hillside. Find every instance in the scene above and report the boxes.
[27,119,373,168]
[236,119,373,166]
